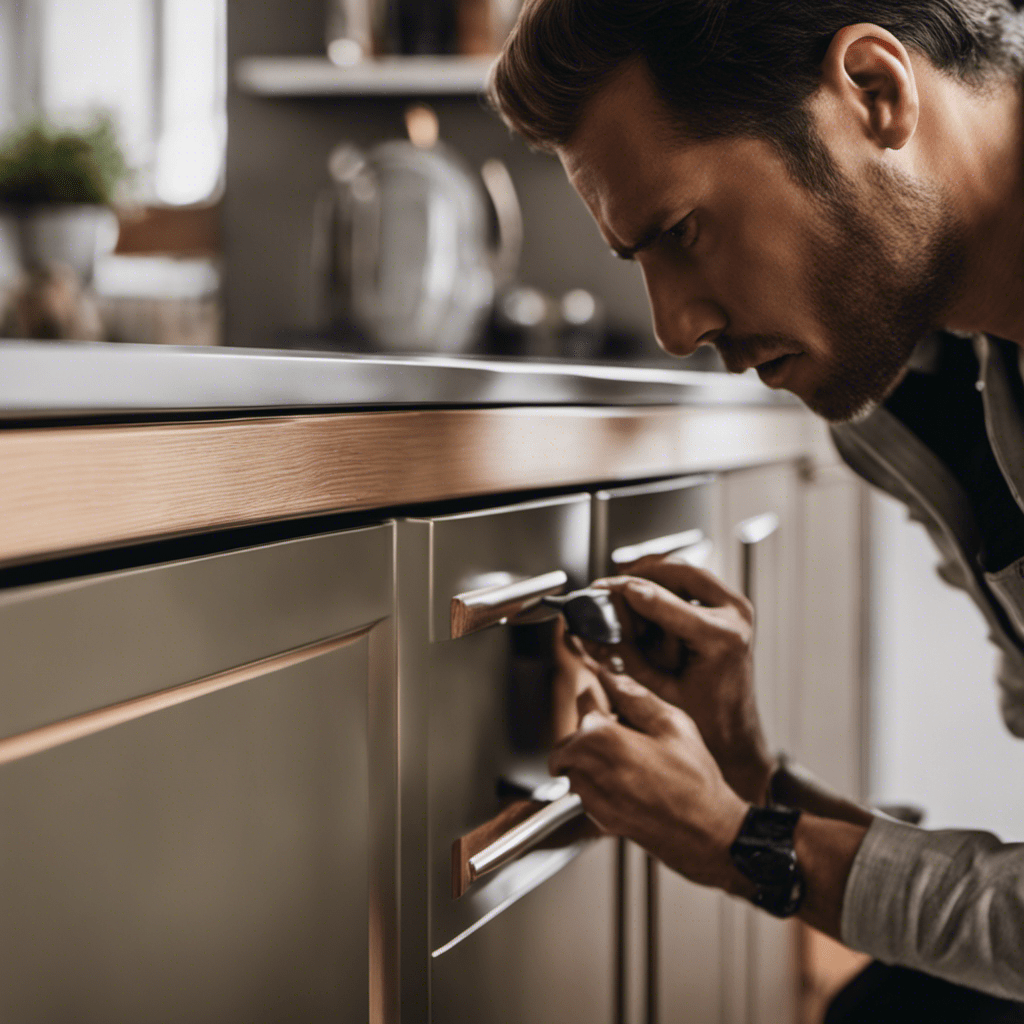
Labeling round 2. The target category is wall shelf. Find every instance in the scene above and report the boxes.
[235,55,496,97]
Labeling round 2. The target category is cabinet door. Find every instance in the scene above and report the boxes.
[719,464,799,1024]
[397,495,616,1024]
[793,462,867,800]
[0,525,396,1024]
[591,476,723,1024]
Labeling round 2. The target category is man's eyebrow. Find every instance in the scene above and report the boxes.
[611,219,667,261]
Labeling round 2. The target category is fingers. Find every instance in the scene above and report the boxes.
[583,639,676,699]
[575,686,606,723]
[597,576,711,646]
[592,665,680,737]
[597,559,744,612]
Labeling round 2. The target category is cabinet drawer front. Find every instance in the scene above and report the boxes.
[423,494,591,642]
[0,523,393,739]
[401,496,596,952]
[594,475,716,575]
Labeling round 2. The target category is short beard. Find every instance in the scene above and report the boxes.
[802,160,967,423]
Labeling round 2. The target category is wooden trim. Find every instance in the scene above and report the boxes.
[0,626,372,766]
[451,799,541,899]
[0,405,811,566]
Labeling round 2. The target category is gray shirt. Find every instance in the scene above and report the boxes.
[832,335,1024,1000]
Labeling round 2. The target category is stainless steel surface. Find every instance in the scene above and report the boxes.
[0,340,798,418]
[0,524,398,1023]
[610,527,705,568]
[467,792,585,881]
[720,466,800,1024]
[450,568,567,639]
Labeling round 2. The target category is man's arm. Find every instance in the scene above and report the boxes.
[560,558,1024,1001]
[554,667,869,941]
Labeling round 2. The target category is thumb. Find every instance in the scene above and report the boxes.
[594,665,678,737]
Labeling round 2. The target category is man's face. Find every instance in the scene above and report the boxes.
[558,62,966,422]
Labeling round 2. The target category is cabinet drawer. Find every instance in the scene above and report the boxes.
[399,495,596,955]
[593,475,716,575]
[0,523,393,739]
[424,494,591,642]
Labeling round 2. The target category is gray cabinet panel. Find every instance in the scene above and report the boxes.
[431,841,617,1024]
[719,465,800,1024]
[397,495,615,1024]
[591,475,724,1024]
[0,524,393,738]
[0,640,370,1024]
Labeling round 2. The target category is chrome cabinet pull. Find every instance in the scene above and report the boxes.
[450,569,568,639]
[736,512,780,600]
[735,512,780,547]
[467,792,584,883]
[610,528,707,568]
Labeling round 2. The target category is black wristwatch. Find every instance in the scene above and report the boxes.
[728,805,805,918]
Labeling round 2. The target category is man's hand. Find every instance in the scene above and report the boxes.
[583,556,774,805]
[550,664,750,891]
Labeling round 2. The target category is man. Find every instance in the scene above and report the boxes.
[490,0,1024,1017]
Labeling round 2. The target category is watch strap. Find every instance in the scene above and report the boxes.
[729,805,805,918]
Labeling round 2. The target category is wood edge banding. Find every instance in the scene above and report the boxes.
[0,624,374,767]
[451,798,542,898]
[0,406,812,566]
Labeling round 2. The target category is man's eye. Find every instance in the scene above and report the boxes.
[665,216,698,248]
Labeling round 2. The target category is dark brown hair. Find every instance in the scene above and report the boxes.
[489,0,1024,189]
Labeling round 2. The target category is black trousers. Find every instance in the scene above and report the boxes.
[825,963,1024,1024]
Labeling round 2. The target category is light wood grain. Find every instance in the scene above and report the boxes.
[0,626,371,766]
[0,405,811,565]
[452,799,541,899]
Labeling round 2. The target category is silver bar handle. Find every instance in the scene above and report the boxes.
[736,512,779,547]
[468,792,585,882]
[450,569,568,639]
[736,512,780,600]
[610,528,706,568]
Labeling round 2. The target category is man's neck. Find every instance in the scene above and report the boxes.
[932,73,1024,344]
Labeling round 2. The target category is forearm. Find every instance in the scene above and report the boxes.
[769,757,875,829]
[716,807,868,940]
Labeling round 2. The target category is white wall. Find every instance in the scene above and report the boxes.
[869,491,1024,839]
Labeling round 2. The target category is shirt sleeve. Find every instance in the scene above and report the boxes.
[841,816,1024,1000]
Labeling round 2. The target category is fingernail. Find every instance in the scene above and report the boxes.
[608,655,625,673]
[626,580,653,599]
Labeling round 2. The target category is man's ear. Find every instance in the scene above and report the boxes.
[816,23,919,151]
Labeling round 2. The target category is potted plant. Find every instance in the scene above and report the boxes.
[0,115,129,283]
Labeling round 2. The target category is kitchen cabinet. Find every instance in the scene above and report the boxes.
[590,475,722,1024]
[397,494,617,1024]
[0,385,865,1024]
[0,525,397,1024]
[718,463,802,1024]
[589,465,814,1024]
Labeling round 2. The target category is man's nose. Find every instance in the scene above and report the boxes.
[644,268,725,358]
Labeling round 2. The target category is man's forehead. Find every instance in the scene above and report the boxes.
[558,65,703,243]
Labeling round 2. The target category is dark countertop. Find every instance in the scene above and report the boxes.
[0,341,797,419]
